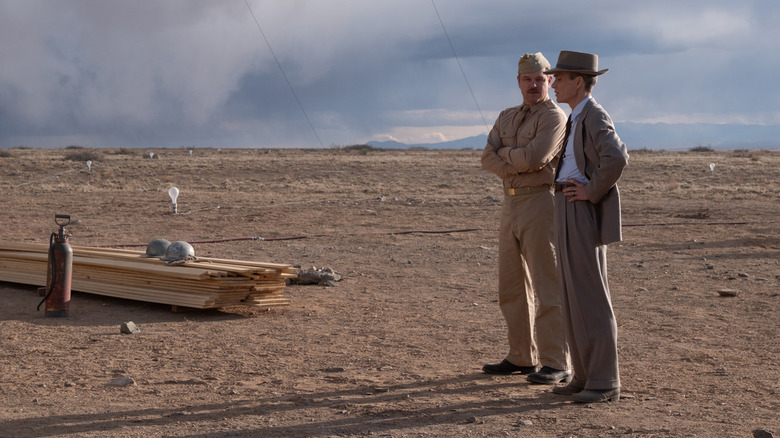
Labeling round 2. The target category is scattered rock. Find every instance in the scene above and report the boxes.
[717,289,740,297]
[290,267,342,286]
[108,376,136,387]
[166,411,187,417]
[753,429,774,438]
[120,321,140,334]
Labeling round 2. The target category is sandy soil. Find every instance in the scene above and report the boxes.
[0,146,778,437]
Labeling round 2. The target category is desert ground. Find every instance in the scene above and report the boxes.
[0,146,778,437]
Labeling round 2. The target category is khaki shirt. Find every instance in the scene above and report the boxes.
[481,98,566,190]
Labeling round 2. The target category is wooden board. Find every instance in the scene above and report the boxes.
[0,242,298,310]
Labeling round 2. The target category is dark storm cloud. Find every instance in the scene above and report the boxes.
[0,0,778,148]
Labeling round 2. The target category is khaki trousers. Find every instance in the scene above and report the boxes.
[554,193,620,390]
[498,188,569,370]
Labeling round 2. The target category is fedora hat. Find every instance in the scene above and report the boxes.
[547,50,608,76]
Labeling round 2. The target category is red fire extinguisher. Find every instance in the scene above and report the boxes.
[37,214,73,317]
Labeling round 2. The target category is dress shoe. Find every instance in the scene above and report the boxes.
[552,382,585,396]
[526,366,572,384]
[572,388,620,403]
[482,359,538,375]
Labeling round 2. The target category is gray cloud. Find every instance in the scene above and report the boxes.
[1,0,778,148]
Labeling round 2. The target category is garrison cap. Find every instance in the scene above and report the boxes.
[518,52,551,75]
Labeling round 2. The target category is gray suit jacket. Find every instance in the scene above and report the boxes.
[569,98,629,245]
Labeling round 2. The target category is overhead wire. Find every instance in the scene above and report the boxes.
[243,0,324,148]
[431,0,491,131]
[244,0,488,145]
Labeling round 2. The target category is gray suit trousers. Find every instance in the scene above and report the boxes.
[554,192,620,390]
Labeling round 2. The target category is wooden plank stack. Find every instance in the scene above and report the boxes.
[0,242,298,310]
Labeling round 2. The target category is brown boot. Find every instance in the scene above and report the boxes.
[552,382,584,396]
[572,388,620,403]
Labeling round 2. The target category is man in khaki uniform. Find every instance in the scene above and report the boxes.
[481,52,571,384]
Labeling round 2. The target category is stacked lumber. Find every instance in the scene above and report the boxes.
[0,242,299,310]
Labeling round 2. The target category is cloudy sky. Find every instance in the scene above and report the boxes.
[1,0,778,149]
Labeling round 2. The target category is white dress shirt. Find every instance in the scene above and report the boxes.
[556,96,591,184]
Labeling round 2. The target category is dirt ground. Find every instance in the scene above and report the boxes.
[0,146,778,438]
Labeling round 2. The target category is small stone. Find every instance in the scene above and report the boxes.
[520,419,533,426]
[108,376,136,387]
[64,382,74,388]
[293,266,342,286]
[323,367,345,373]
[637,287,648,292]
[717,289,740,297]
[120,321,140,335]
[738,272,748,278]
[752,429,774,438]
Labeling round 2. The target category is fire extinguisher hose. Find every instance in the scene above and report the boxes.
[37,232,57,311]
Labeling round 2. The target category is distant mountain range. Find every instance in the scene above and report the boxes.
[368,123,780,151]
[368,135,487,150]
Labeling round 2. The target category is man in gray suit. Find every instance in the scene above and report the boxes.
[547,51,629,403]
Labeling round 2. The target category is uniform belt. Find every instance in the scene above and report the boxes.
[505,185,551,196]
[554,182,575,192]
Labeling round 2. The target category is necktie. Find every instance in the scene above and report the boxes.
[561,114,572,158]
[519,104,530,125]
